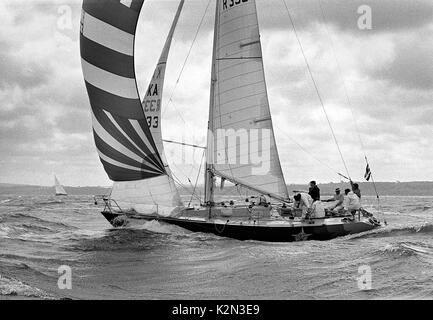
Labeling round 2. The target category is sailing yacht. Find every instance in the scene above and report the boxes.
[80,0,382,241]
[54,175,67,196]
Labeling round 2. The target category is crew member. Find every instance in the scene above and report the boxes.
[308,181,321,202]
[343,188,361,213]
[351,182,362,200]
[293,192,313,218]
[324,188,344,211]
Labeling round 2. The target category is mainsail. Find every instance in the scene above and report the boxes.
[207,0,289,202]
[54,176,67,196]
[80,0,183,216]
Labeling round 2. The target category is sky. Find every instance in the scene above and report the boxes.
[0,0,432,187]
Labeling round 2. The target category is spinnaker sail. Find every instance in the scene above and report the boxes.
[80,0,165,182]
[110,0,185,216]
[80,0,184,216]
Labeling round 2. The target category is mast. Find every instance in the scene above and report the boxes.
[204,0,220,206]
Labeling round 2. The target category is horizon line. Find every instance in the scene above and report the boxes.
[1,181,433,189]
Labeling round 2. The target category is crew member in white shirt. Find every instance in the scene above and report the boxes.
[343,188,361,213]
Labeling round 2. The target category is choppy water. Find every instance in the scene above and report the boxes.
[0,194,433,300]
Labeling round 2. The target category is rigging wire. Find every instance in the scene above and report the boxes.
[188,150,206,207]
[171,162,195,191]
[163,0,213,122]
[166,142,206,203]
[316,0,366,155]
[163,139,206,150]
[274,124,350,180]
[317,0,384,222]
[162,132,207,201]
[158,0,212,201]
[368,169,385,224]
[281,0,352,181]
[171,170,202,203]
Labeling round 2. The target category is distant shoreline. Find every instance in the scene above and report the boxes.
[1,181,432,197]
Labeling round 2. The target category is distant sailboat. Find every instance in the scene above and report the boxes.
[54,175,67,196]
[80,0,382,241]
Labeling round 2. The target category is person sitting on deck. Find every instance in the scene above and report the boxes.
[343,188,361,216]
[351,182,362,200]
[308,181,321,202]
[293,192,313,218]
[258,195,268,206]
[324,188,344,212]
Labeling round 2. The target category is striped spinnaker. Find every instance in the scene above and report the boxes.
[80,0,166,182]
[110,0,185,216]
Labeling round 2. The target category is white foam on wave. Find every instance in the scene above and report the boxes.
[381,243,412,255]
[137,220,179,234]
[0,226,11,237]
[401,243,433,264]
[380,241,433,264]
[0,274,53,299]
[123,219,190,237]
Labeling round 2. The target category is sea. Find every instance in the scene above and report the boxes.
[0,194,432,300]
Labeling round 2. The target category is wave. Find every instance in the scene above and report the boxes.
[130,220,178,234]
[377,242,433,263]
[412,205,433,211]
[1,212,76,230]
[379,243,419,257]
[68,228,169,252]
[0,224,67,239]
[66,219,234,252]
[128,220,235,246]
[0,253,76,266]
[0,213,80,244]
[398,205,433,214]
[346,222,433,240]
[34,200,65,205]
[0,274,54,300]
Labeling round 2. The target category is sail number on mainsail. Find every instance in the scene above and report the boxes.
[223,0,250,11]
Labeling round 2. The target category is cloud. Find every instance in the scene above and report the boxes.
[258,0,433,33]
[0,0,101,186]
[370,28,433,90]
[0,50,52,89]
